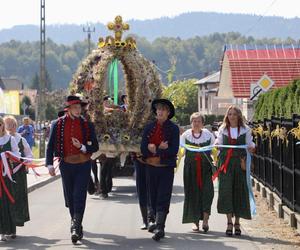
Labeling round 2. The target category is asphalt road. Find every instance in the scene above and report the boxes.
[1,164,260,250]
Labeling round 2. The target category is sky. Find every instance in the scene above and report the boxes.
[0,0,299,30]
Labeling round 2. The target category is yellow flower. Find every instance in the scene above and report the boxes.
[123,135,130,141]
[103,134,111,141]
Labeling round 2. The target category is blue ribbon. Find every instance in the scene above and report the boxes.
[181,143,256,216]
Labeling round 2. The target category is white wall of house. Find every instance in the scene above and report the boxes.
[218,54,233,98]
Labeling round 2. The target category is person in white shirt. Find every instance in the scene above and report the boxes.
[215,105,255,237]
[180,113,215,233]
[0,116,20,241]
[4,115,33,239]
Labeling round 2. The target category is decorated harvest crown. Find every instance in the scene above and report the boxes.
[98,15,136,49]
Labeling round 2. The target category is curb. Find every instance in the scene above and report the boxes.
[28,174,61,193]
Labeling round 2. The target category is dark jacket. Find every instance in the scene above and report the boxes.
[141,119,179,168]
[46,115,99,166]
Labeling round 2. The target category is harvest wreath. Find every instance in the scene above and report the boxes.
[69,16,162,152]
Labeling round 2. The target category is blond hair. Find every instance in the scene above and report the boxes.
[4,115,18,131]
[190,112,205,124]
[222,105,245,128]
[0,117,7,136]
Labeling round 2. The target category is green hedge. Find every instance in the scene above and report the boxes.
[254,79,300,121]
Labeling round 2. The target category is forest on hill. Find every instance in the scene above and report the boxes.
[0,32,298,89]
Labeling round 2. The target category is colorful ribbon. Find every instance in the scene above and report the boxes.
[195,153,203,189]
[0,151,60,203]
[180,143,256,216]
[0,161,15,203]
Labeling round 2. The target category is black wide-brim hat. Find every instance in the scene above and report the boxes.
[151,99,175,119]
[65,95,88,108]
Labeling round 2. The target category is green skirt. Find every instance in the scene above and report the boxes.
[0,177,17,234]
[182,153,214,223]
[13,168,30,226]
[217,157,251,219]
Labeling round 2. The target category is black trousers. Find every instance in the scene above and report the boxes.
[146,166,174,215]
[60,161,91,218]
[91,160,99,184]
[135,160,148,208]
[100,157,114,194]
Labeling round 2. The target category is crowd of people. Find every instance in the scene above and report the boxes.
[135,101,255,241]
[0,116,33,241]
[0,93,255,245]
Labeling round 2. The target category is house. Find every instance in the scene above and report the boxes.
[217,44,300,119]
[0,77,23,90]
[0,76,37,114]
[194,71,219,115]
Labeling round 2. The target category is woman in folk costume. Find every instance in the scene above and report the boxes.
[0,116,20,241]
[215,105,255,236]
[181,113,215,232]
[4,116,33,236]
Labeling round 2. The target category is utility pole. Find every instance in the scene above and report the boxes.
[39,0,46,121]
[83,24,95,54]
[39,0,46,158]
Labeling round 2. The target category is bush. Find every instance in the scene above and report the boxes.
[254,79,300,120]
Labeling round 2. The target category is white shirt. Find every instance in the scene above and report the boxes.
[180,128,215,146]
[0,134,20,156]
[12,133,33,159]
[215,125,255,148]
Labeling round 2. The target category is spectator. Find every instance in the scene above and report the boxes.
[17,117,35,149]
[120,94,128,112]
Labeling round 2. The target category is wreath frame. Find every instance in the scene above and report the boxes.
[69,43,162,148]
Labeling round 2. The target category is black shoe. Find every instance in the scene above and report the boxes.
[202,222,209,233]
[100,193,108,199]
[78,225,83,240]
[234,223,241,236]
[226,222,233,236]
[152,212,167,241]
[148,221,156,233]
[71,214,83,244]
[152,229,165,241]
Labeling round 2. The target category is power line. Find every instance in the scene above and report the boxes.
[153,62,199,79]
[244,0,278,36]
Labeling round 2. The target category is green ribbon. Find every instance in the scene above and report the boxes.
[108,59,119,105]
[108,61,114,97]
[113,59,118,105]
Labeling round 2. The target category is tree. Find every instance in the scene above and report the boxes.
[30,73,39,90]
[20,95,35,120]
[45,102,57,121]
[162,79,198,125]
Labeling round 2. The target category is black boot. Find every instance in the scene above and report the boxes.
[152,212,166,241]
[140,207,148,230]
[71,214,83,244]
[147,210,156,233]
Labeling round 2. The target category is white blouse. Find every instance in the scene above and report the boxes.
[180,128,215,146]
[0,134,20,156]
[215,125,255,148]
[12,133,33,158]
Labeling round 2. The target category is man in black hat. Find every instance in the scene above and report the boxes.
[140,99,180,241]
[46,95,99,244]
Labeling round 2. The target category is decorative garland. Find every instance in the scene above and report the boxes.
[69,16,162,147]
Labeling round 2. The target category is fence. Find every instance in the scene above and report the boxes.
[251,114,300,213]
